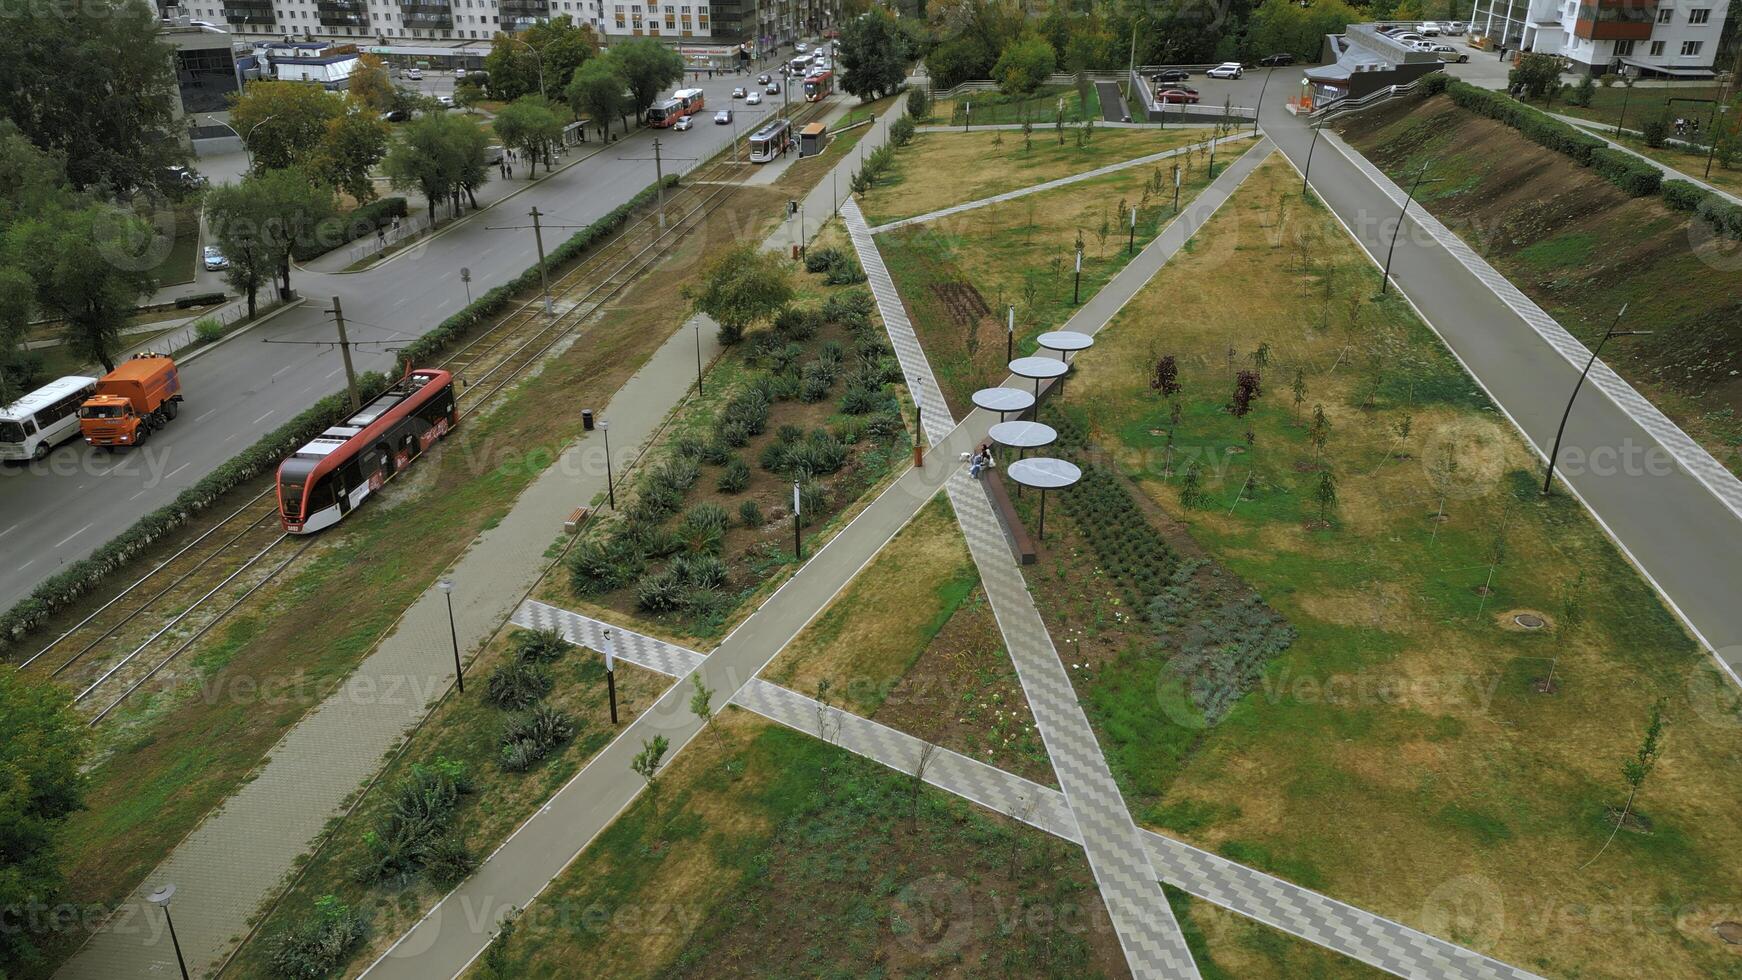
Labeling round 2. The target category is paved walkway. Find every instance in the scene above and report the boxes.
[1098,79,1133,123]
[1548,111,1742,207]
[915,121,1216,132]
[868,133,1254,235]
[515,600,1541,980]
[56,317,718,980]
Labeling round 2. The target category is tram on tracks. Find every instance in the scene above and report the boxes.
[803,70,833,102]
[276,369,457,533]
[748,118,793,163]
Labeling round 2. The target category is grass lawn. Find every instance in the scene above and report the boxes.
[1337,94,1742,475]
[1548,83,1726,130]
[936,83,1101,126]
[1603,130,1742,198]
[858,127,1211,227]
[876,136,1251,415]
[148,201,201,287]
[1038,149,1742,977]
[761,492,1053,783]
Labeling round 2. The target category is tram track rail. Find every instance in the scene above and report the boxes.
[19,95,840,725]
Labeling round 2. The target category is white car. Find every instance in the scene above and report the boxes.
[714,108,733,124]
[1444,21,1467,33]
[673,115,694,130]
[746,91,762,105]
[405,67,423,80]
[435,94,454,107]
[1429,43,1470,63]
[1417,21,1441,35]
[454,67,468,80]
[795,41,809,53]
[1205,62,1243,79]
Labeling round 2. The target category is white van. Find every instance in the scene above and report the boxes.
[0,376,99,462]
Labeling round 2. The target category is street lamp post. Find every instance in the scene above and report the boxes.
[694,319,704,395]
[792,480,803,559]
[1302,117,1324,196]
[601,420,615,509]
[1253,67,1274,135]
[505,35,548,100]
[1127,205,1137,254]
[1615,81,1633,137]
[147,885,190,980]
[602,629,619,724]
[1380,162,1439,296]
[1006,305,1015,362]
[437,579,463,693]
[212,112,280,172]
[1072,245,1083,305]
[1543,305,1649,496]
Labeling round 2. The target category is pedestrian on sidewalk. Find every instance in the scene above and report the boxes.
[968,447,987,478]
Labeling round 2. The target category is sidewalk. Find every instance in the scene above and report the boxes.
[1548,110,1742,207]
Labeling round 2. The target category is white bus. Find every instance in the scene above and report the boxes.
[748,118,793,163]
[0,376,98,462]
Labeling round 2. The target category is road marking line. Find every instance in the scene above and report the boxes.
[194,410,215,422]
[54,524,91,549]
[271,364,295,379]
[129,489,147,501]
[0,523,14,538]
[166,462,190,480]
[18,560,32,571]
[253,411,275,425]
[326,367,343,379]
[392,296,409,308]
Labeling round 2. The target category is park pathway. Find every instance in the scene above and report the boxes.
[515,601,1542,980]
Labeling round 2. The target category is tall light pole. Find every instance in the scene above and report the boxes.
[505,35,547,100]
[1072,245,1083,304]
[212,112,279,172]
[437,579,463,693]
[146,885,190,980]
[1006,305,1015,362]
[602,628,618,724]
[1302,116,1325,196]
[1380,162,1440,296]
[694,319,704,395]
[1252,66,1275,135]
[1542,306,1649,496]
[601,419,615,509]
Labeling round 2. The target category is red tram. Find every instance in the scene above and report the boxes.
[277,369,458,533]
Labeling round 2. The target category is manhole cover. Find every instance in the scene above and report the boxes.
[1715,921,1742,945]
[1514,614,1545,630]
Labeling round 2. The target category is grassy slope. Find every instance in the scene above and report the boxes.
[1549,83,1726,130]
[876,135,1249,415]
[1060,151,1742,977]
[1336,94,1742,474]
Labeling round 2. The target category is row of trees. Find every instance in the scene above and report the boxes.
[476,18,686,137]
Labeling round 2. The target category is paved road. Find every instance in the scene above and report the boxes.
[1254,77,1742,670]
[0,69,804,611]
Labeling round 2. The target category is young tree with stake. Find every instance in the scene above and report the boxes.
[631,734,670,815]
[1583,699,1667,868]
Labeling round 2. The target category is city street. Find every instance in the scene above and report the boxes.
[0,64,807,609]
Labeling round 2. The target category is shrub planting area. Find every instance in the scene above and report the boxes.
[1337,93,1742,474]
[761,493,1052,783]
[543,272,912,644]
[935,83,1098,126]
[857,127,1208,227]
[1039,151,1742,977]
[877,137,1249,416]
[229,629,668,979]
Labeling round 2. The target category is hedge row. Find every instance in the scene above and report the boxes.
[1590,146,1662,198]
[291,197,411,262]
[1,174,682,648]
[396,175,679,370]
[0,372,391,646]
[1441,80,1605,166]
[1661,178,1742,241]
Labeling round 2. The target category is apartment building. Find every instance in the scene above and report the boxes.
[1469,0,1730,76]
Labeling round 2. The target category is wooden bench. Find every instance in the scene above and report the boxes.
[564,507,591,534]
[981,471,1037,565]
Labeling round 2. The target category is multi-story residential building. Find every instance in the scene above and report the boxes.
[1469,0,1730,76]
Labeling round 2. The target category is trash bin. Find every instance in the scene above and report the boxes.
[791,243,801,260]
[582,409,595,431]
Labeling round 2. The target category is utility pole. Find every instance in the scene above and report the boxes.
[326,296,361,411]
[529,206,553,316]
[652,137,666,217]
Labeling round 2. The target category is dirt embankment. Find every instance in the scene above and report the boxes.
[1337,95,1742,468]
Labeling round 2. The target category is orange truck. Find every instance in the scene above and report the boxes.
[79,353,184,448]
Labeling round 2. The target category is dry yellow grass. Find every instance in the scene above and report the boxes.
[860,127,1216,226]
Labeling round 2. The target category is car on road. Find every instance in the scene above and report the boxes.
[1258,53,1295,67]
[454,67,468,80]
[746,91,762,105]
[795,41,808,53]
[673,115,694,130]
[435,94,454,107]
[758,72,771,84]
[766,81,781,94]
[714,108,733,124]
[405,67,423,80]
[1206,62,1243,79]
[1428,43,1470,62]
[732,86,747,98]
[1152,68,1190,84]
[1155,87,1200,104]
[379,108,410,122]
[202,246,228,271]
[1417,21,1441,35]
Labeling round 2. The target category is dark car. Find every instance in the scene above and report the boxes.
[1152,68,1190,84]
[379,109,410,122]
[1258,53,1295,67]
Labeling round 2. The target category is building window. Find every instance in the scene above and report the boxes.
[1688,7,1710,22]
[1614,39,1634,56]
[1649,40,1665,55]
[1681,39,1703,55]
[1656,6,1671,21]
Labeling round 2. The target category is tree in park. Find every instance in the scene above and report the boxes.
[0,267,34,406]
[1022,119,1034,152]
[687,244,795,346]
[235,168,336,302]
[994,33,1056,96]
[3,204,159,372]
[631,734,670,814]
[0,669,91,972]
[1509,53,1564,101]
[492,96,565,177]
[1231,369,1261,417]
[1584,699,1667,868]
[347,53,397,114]
[839,7,914,102]
[612,38,686,122]
[1150,354,1181,396]
[567,58,631,141]
[230,82,344,173]
[384,113,492,223]
[206,179,287,319]
[311,108,390,205]
[485,16,602,101]
[1308,403,1331,458]
[688,674,720,746]
[1178,459,1206,508]
[0,0,183,193]
[1291,368,1307,421]
[1312,469,1338,523]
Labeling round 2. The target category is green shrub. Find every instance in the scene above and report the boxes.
[267,895,367,980]
[890,115,916,147]
[484,660,553,710]
[804,248,845,274]
[671,552,728,589]
[1419,72,1451,96]
[717,419,752,447]
[566,537,643,594]
[512,628,570,664]
[174,291,226,309]
[700,437,734,465]
[1641,116,1669,148]
[193,317,226,345]
[1443,80,1603,165]
[624,522,686,559]
[839,383,885,415]
[907,86,932,119]
[717,458,751,493]
[864,411,906,440]
[796,480,828,527]
[355,760,471,886]
[1590,147,1661,197]
[823,257,866,285]
[739,499,764,527]
[831,416,869,444]
[822,288,874,324]
[1658,180,1742,240]
[634,569,684,612]
[499,703,575,772]
[422,835,478,887]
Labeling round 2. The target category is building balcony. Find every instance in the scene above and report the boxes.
[317,0,369,27]
[222,0,275,25]
[398,0,453,28]
[499,0,548,21]
[1574,0,1657,38]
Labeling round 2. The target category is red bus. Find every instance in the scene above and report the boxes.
[648,87,706,127]
[803,70,832,102]
[276,369,458,534]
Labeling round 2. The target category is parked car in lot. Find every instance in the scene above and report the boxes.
[1417,21,1441,35]
[1257,52,1295,67]
[1152,67,1191,84]
[1429,43,1470,62]
[673,115,694,130]
[714,108,733,124]
[202,246,228,271]
[746,91,762,105]
[1443,21,1466,33]
[1156,87,1201,104]
[732,86,746,98]
[1206,62,1243,79]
